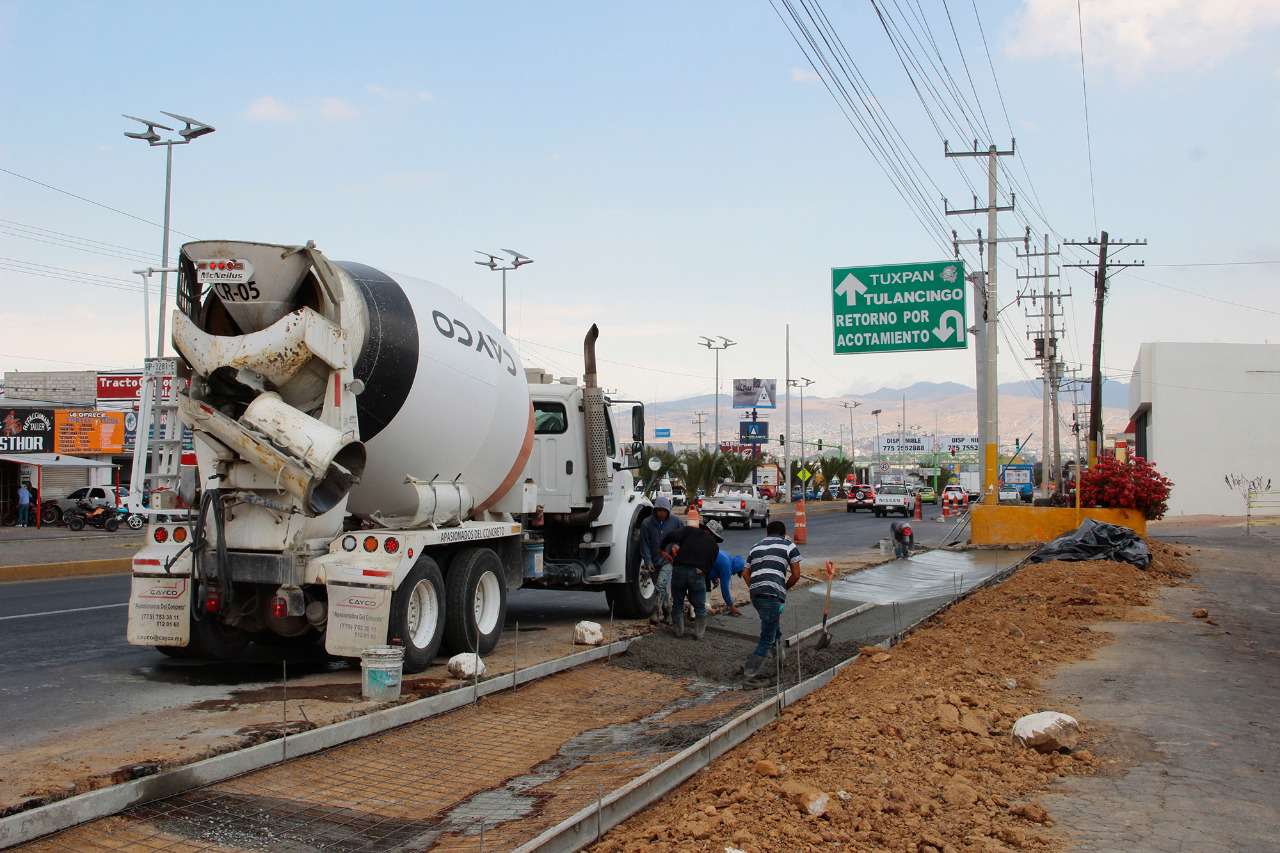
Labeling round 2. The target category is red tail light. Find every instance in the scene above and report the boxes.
[383,536,399,554]
[740,499,747,510]
[271,596,288,619]
[153,527,168,544]
[205,586,222,613]
[697,499,703,508]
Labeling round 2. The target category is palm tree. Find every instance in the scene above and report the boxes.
[818,456,854,499]
[676,449,728,499]
[723,452,757,483]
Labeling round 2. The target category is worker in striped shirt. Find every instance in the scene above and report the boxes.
[741,520,802,679]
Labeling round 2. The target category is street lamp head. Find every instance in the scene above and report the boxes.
[502,249,534,268]
[719,336,737,348]
[122,114,173,144]
[474,250,500,269]
[161,111,215,141]
[870,408,883,416]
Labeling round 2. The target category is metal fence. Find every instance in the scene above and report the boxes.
[1246,489,1280,534]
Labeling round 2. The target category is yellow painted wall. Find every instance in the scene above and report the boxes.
[969,505,1147,545]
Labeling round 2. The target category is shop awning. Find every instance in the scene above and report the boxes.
[0,452,115,468]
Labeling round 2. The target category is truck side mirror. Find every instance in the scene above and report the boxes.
[631,404,645,444]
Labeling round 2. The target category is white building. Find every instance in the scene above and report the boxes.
[1130,343,1280,516]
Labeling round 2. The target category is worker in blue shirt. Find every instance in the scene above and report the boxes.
[708,549,746,616]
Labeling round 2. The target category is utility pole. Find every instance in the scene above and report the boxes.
[697,335,737,450]
[1065,233,1146,465]
[784,324,791,502]
[1017,235,1065,498]
[946,139,1023,503]
[692,411,708,451]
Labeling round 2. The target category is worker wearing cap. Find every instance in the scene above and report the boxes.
[709,550,746,616]
[639,496,683,624]
[890,519,914,559]
[659,518,722,639]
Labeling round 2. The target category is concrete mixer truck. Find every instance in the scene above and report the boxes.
[126,240,654,672]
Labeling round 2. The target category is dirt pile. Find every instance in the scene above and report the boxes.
[594,542,1195,852]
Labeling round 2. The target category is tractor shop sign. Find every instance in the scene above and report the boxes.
[832,260,967,354]
[0,408,54,453]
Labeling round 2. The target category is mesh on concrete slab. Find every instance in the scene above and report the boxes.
[19,663,756,852]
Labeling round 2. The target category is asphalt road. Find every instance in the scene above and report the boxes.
[0,505,959,748]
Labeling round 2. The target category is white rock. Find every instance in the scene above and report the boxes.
[574,620,605,646]
[725,848,748,853]
[1013,711,1081,753]
[447,653,486,679]
[836,789,853,801]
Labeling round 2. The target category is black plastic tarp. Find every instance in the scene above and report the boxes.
[1027,517,1151,569]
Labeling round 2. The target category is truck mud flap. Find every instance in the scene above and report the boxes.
[127,571,192,647]
[325,579,393,658]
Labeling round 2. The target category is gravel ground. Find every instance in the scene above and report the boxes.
[593,541,1195,852]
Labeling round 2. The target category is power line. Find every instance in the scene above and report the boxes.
[1074,0,1098,231]
[1127,273,1280,318]
[0,257,142,285]
[1148,260,1280,268]
[0,166,198,239]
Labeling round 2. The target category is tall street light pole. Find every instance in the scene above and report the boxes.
[840,400,862,467]
[474,249,533,333]
[789,377,814,475]
[697,335,736,450]
[123,111,215,358]
[870,408,883,483]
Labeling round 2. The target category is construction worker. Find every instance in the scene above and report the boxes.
[659,518,722,639]
[709,549,746,616]
[890,519,914,559]
[639,496,682,624]
[742,520,802,679]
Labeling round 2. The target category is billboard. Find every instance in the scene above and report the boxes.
[739,420,769,445]
[96,372,187,410]
[0,408,54,453]
[54,410,125,454]
[941,435,979,455]
[878,434,934,454]
[732,378,777,409]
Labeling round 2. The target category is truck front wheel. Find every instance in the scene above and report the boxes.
[605,524,658,619]
[390,556,446,673]
[443,548,507,656]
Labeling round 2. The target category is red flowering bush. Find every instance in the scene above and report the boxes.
[1079,455,1174,520]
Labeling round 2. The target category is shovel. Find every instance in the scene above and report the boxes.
[815,560,836,650]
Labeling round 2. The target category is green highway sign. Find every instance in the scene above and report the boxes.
[832,259,967,354]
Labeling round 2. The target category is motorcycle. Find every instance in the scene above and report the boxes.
[66,501,120,532]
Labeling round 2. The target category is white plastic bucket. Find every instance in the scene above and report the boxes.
[878,538,891,554]
[360,645,405,701]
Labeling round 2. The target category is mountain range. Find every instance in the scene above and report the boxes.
[643,380,1130,458]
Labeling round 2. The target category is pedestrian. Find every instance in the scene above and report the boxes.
[639,496,683,624]
[16,480,32,527]
[741,519,802,679]
[659,517,722,639]
[709,549,746,616]
[890,519,914,559]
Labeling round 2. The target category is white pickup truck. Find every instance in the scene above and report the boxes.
[873,483,917,517]
[698,483,769,529]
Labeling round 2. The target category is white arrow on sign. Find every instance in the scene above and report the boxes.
[932,309,965,343]
[834,273,868,307]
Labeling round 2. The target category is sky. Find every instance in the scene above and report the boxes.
[1,0,1277,412]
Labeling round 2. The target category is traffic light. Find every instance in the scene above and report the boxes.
[778,434,786,446]
[817,439,823,451]
[751,409,758,423]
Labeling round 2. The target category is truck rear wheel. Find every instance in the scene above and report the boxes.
[443,548,507,656]
[390,556,446,673]
[605,524,657,619]
[181,611,251,661]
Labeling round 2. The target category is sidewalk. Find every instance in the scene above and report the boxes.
[1043,521,1280,851]
[0,524,141,574]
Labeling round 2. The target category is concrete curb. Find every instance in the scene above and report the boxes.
[513,651,867,853]
[0,559,132,583]
[0,638,632,848]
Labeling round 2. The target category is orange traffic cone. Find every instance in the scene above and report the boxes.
[942,494,951,518]
[687,501,701,525]
[914,495,923,520]
[794,499,808,544]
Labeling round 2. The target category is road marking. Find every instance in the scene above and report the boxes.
[0,602,127,622]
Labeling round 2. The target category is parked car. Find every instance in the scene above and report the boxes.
[941,484,968,505]
[670,485,688,507]
[845,483,876,513]
[47,486,127,525]
[874,484,917,517]
[698,483,769,529]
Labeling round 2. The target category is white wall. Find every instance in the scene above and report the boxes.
[1132,343,1280,516]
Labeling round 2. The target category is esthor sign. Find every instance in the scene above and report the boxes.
[832,259,967,354]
